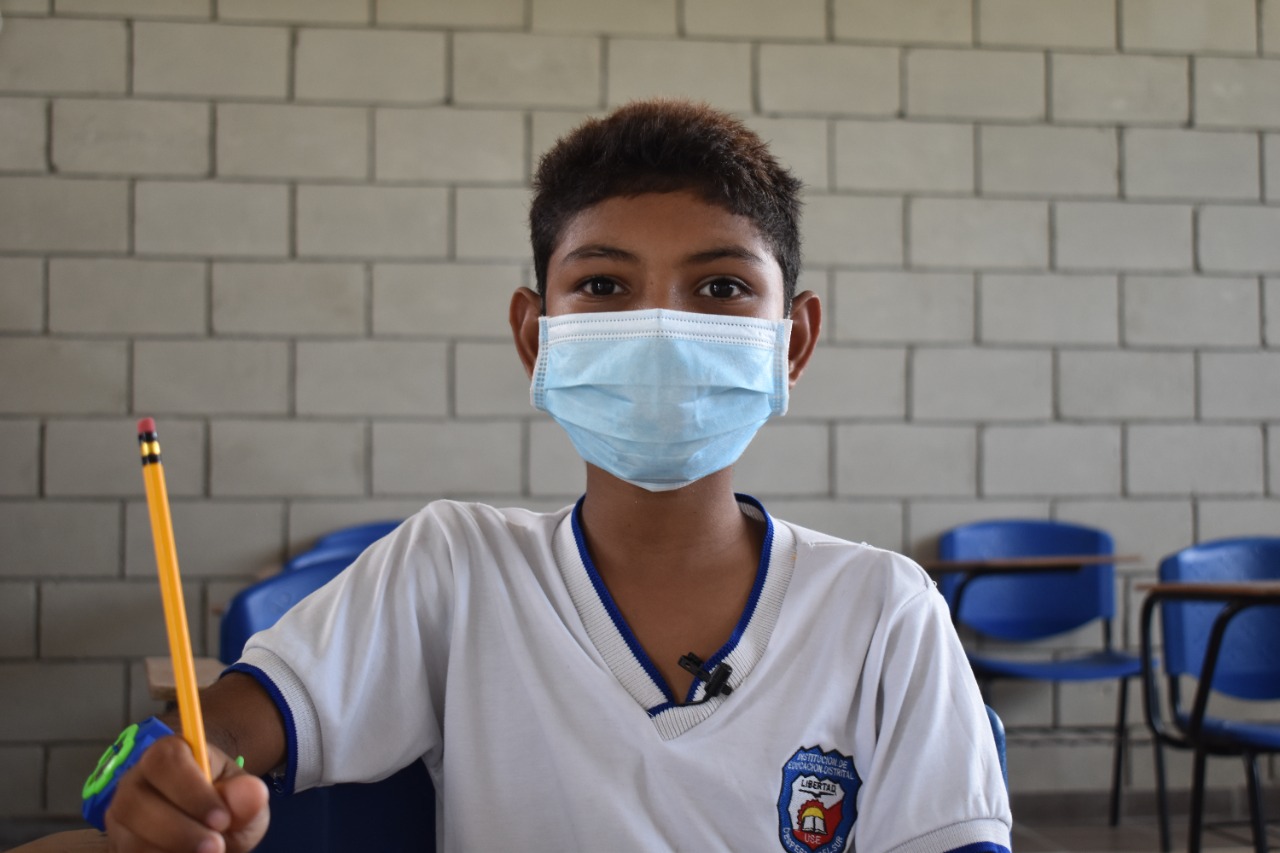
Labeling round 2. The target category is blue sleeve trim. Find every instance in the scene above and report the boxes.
[944,843,1011,853]
[223,663,298,795]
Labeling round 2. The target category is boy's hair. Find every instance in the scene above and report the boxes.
[530,99,803,312]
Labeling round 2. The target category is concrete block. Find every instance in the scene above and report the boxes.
[136,181,288,257]
[0,18,126,93]
[0,501,120,578]
[47,745,110,816]
[788,346,906,418]
[906,499,1053,558]
[803,195,902,265]
[1123,276,1260,347]
[125,500,284,578]
[218,0,368,23]
[767,500,903,551]
[1196,58,1280,130]
[758,44,898,116]
[373,421,522,496]
[1201,353,1280,418]
[376,0,524,27]
[734,423,830,496]
[297,185,448,259]
[1200,206,1280,273]
[217,103,366,179]
[0,748,42,817]
[373,264,520,339]
[910,198,1048,269]
[49,259,205,335]
[1124,129,1258,201]
[0,663,123,739]
[287,499,422,552]
[0,97,47,171]
[455,341,531,416]
[213,262,365,335]
[296,28,445,104]
[0,420,38,496]
[0,0,47,10]
[833,0,971,44]
[531,110,597,172]
[1055,203,1192,272]
[45,418,204,497]
[608,38,750,112]
[1007,740,1114,793]
[376,108,523,183]
[0,177,127,252]
[1058,678,1127,727]
[1267,0,1280,55]
[529,419,585,496]
[685,0,825,39]
[454,33,599,108]
[832,271,974,344]
[1052,55,1188,125]
[979,125,1117,197]
[1198,499,1280,542]
[743,117,829,190]
[135,341,288,415]
[1269,136,1280,201]
[912,348,1052,421]
[835,120,973,193]
[0,257,44,332]
[134,22,287,98]
[1055,498,1192,576]
[1059,351,1194,419]
[0,339,127,414]
[836,424,976,497]
[977,0,1114,50]
[1273,426,1280,498]
[1129,425,1264,495]
[979,274,1118,345]
[906,49,1044,121]
[983,425,1122,497]
[531,0,675,34]
[296,341,449,416]
[455,187,534,261]
[1268,279,1280,345]
[42,580,197,658]
[1122,0,1256,54]
[57,0,210,15]
[0,582,35,656]
[211,420,366,497]
[53,98,208,176]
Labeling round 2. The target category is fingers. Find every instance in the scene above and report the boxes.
[104,736,232,853]
[217,774,271,853]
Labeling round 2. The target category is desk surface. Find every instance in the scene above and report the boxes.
[922,554,1142,572]
[144,655,223,701]
[1136,581,1280,599]
[7,829,110,852]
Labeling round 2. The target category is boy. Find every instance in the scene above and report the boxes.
[100,99,1011,853]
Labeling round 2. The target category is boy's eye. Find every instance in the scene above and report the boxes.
[579,277,620,296]
[700,278,746,299]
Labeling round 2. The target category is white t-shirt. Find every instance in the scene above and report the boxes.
[235,497,1011,853]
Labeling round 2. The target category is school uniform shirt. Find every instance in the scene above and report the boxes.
[232,496,1012,853]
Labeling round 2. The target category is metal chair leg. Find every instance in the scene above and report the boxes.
[1244,753,1268,853]
[1109,677,1129,826]
[1153,737,1171,853]
[1189,746,1208,853]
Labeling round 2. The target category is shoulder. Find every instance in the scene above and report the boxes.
[777,518,936,609]
[395,499,573,550]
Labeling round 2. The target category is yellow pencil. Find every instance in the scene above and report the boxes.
[137,417,211,781]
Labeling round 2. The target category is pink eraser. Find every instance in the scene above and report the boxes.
[137,417,156,434]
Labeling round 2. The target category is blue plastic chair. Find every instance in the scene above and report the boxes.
[938,519,1143,825]
[313,519,402,551]
[282,544,367,573]
[1142,538,1280,853]
[986,704,1009,791]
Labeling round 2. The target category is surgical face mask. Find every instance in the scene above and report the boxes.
[531,308,791,492]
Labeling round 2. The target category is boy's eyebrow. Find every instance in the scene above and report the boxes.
[559,243,768,267]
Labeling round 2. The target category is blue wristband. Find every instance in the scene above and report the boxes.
[82,716,175,831]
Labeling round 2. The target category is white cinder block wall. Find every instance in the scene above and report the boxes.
[1,0,1277,825]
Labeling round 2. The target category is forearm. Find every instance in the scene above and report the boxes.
[159,671,287,777]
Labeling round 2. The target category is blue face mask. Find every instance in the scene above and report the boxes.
[531,308,791,492]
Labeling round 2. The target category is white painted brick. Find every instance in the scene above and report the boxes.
[913,348,1052,421]
[529,419,585,496]
[1052,55,1188,125]
[376,0,524,27]
[983,425,1122,497]
[769,500,904,552]
[57,0,210,16]
[835,120,973,193]
[758,44,899,116]
[979,274,1118,345]
[1200,206,1280,273]
[0,748,40,817]
[834,0,971,44]
[373,421,522,495]
[0,420,38,496]
[134,22,287,98]
[0,663,123,739]
[1268,136,1280,201]
[456,341,531,416]
[1268,279,1280,345]
[977,0,1114,50]
[0,501,120,578]
[42,580,197,658]
[125,500,284,578]
[910,198,1048,269]
[1199,499,1280,541]
[376,108,524,183]
[1267,0,1280,55]
[0,0,47,11]
[218,103,366,180]
[836,424,976,497]
[136,341,288,415]
[1128,425,1264,495]
[0,582,35,656]
[1124,129,1259,201]
[979,125,1117,197]
[287,499,422,552]
[296,341,448,416]
[803,195,902,266]
[1201,353,1280,418]
[686,0,825,39]
[213,262,365,335]
[47,744,110,816]
[49,259,206,335]
[373,264,519,339]
[210,420,366,496]
[788,346,905,418]
[1055,202,1192,272]
[0,18,126,94]
[0,257,44,332]
[454,33,600,109]
[832,271,973,343]
[743,117,829,191]
[608,38,751,112]
[906,499,1051,556]
[219,0,367,23]
[531,110,597,171]
[45,418,204,497]
[296,28,445,104]
[532,0,675,35]
[734,423,830,496]
[0,97,46,171]
[1059,351,1194,419]
[1195,58,1280,130]
[136,181,288,257]
[1271,425,1280,496]
[0,339,127,414]
[1123,275,1260,347]
[1056,499,1192,576]
[1122,0,1256,54]
[906,49,1044,121]
[52,98,208,176]
[0,177,127,252]
[456,187,534,261]
[1058,678,1128,728]
[297,185,448,259]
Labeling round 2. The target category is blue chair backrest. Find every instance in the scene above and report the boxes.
[938,519,1116,641]
[219,561,350,663]
[1158,537,1280,701]
[283,544,366,573]
[313,520,402,551]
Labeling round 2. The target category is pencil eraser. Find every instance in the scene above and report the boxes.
[137,417,156,434]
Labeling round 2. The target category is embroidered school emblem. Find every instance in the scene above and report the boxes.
[776,746,859,853]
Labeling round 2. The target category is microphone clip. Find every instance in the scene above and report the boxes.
[678,652,734,702]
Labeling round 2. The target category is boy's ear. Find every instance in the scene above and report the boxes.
[786,290,822,389]
[510,286,542,379]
